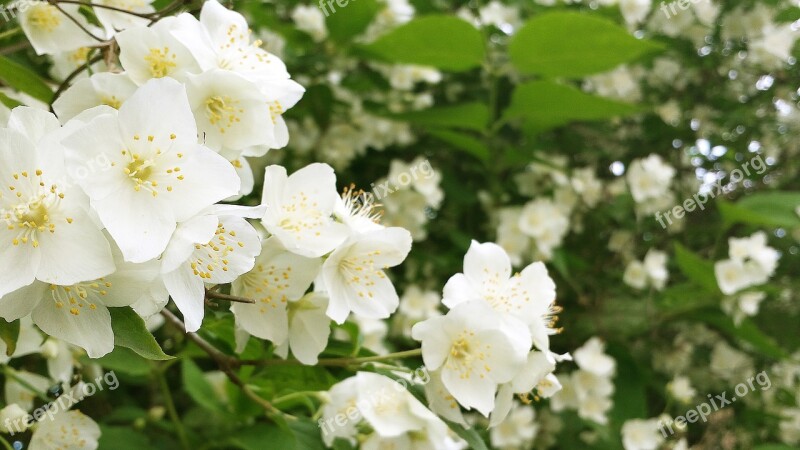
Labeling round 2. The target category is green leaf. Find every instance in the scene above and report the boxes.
[673,242,721,294]
[504,80,639,133]
[0,55,53,103]
[231,420,325,450]
[443,419,489,450]
[360,15,485,71]
[0,319,20,356]
[608,344,647,427]
[325,0,380,43]
[98,426,151,450]
[427,129,490,161]
[719,192,800,228]
[509,12,663,77]
[0,91,23,109]
[182,358,225,412]
[390,102,489,131]
[95,346,152,376]
[109,307,173,360]
[685,309,787,359]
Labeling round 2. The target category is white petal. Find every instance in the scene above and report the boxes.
[30,410,100,450]
[288,293,331,365]
[163,264,206,332]
[31,293,114,358]
[0,282,47,321]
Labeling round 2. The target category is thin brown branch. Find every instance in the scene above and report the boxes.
[159,309,282,417]
[47,0,107,43]
[52,0,156,18]
[50,53,103,109]
[205,289,256,304]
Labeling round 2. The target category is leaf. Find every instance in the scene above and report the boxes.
[0,319,20,356]
[685,309,787,359]
[0,55,53,103]
[509,12,663,77]
[427,129,490,161]
[95,346,152,376]
[504,80,639,133]
[109,307,173,360]
[390,102,490,131]
[231,420,326,450]
[360,15,485,71]
[325,0,380,43]
[182,358,226,412]
[673,242,721,294]
[608,344,647,428]
[0,91,23,109]
[442,419,489,450]
[719,192,800,228]
[98,426,151,450]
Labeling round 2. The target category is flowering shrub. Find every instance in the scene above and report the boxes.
[0,0,798,449]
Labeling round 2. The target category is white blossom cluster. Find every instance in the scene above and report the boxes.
[551,337,616,425]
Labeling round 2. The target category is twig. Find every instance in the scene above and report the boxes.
[47,0,107,43]
[52,0,156,18]
[205,289,256,304]
[237,348,423,368]
[159,309,281,417]
[50,53,103,108]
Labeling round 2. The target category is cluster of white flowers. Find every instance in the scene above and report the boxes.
[621,417,665,450]
[551,337,616,426]
[412,241,568,423]
[0,0,417,372]
[393,285,442,338]
[623,249,669,291]
[375,157,444,241]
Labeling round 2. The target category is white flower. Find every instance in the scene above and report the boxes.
[573,337,616,378]
[0,245,166,358]
[63,77,241,263]
[491,350,562,426]
[728,231,780,282]
[623,260,648,290]
[320,376,360,446]
[275,292,332,365]
[261,163,349,258]
[518,198,569,259]
[714,258,754,295]
[396,285,441,337]
[0,404,29,433]
[322,227,412,323]
[291,5,328,42]
[94,0,155,37]
[230,236,322,353]
[626,154,675,203]
[0,107,114,297]
[667,376,696,403]
[478,1,521,32]
[18,2,100,55]
[621,418,664,450]
[29,410,101,450]
[115,17,200,85]
[161,207,262,332]
[619,0,651,26]
[412,301,528,416]
[185,69,277,153]
[53,72,138,122]
[442,241,555,352]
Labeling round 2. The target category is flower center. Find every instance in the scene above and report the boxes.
[28,5,61,32]
[3,170,69,248]
[49,280,112,316]
[205,95,242,133]
[144,47,177,78]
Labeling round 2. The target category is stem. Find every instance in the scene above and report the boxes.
[47,1,107,43]
[238,348,423,368]
[0,436,13,450]
[156,369,191,450]
[0,27,21,41]
[205,289,256,304]
[53,0,155,18]
[159,309,282,417]
[50,53,103,107]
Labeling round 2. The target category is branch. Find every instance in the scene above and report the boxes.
[237,348,423,368]
[205,289,256,304]
[52,0,156,18]
[50,53,104,108]
[47,0,107,43]
[159,309,282,417]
